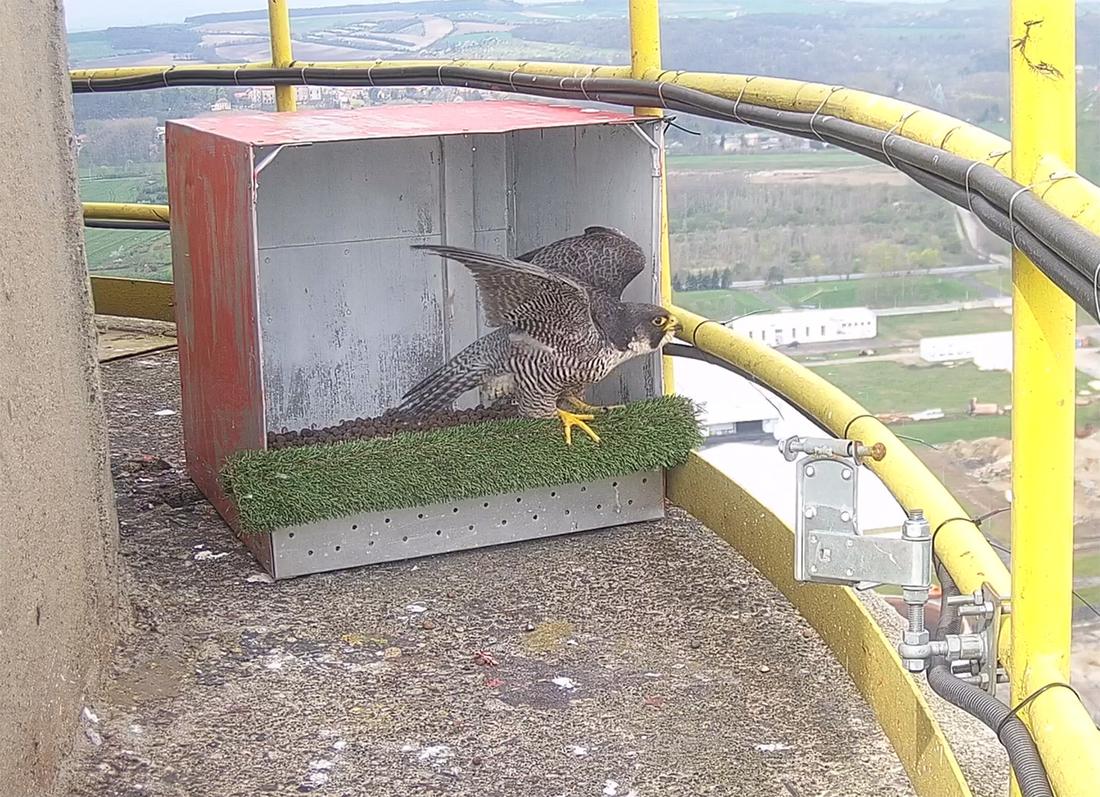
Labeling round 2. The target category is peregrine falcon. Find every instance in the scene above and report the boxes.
[398,226,681,444]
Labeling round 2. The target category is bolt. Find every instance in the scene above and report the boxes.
[840,510,852,523]
[845,568,853,577]
[841,468,852,480]
[806,466,816,477]
[903,509,930,541]
[908,603,925,633]
[809,534,817,543]
[804,508,817,519]
[810,565,818,573]
[845,539,853,548]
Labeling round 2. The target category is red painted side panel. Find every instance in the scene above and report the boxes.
[167,124,265,536]
[171,100,643,147]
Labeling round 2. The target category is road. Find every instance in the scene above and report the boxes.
[727,260,1009,290]
[874,297,1011,316]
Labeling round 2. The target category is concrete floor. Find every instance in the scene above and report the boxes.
[61,352,1006,796]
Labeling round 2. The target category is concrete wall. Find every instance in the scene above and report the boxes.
[0,3,121,795]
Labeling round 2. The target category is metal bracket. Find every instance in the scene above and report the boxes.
[784,434,1007,695]
[790,435,893,590]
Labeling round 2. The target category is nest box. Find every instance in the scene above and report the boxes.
[167,100,668,578]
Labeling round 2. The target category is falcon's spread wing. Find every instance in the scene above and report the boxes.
[517,226,645,299]
[412,244,595,336]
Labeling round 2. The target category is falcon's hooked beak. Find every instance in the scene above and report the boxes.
[661,315,682,335]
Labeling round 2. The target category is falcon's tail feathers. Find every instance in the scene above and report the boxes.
[398,332,507,415]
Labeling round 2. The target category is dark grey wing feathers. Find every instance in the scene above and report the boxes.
[520,227,646,298]
[411,244,593,331]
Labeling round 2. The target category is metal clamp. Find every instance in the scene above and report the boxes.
[784,435,1008,694]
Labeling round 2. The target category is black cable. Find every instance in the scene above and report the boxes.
[84,219,170,231]
[995,683,1083,739]
[71,65,1100,321]
[932,561,1056,797]
[842,413,879,439]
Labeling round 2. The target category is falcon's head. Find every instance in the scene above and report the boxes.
[618,304,682,354]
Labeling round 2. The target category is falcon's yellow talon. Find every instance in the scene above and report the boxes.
[557,409,601,445]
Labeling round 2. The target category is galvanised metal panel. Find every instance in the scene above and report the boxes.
[508,121,663,404]
[439,133,481,404]
[258,237,445,432]
[254,137,442,251]
[270,470,664,579]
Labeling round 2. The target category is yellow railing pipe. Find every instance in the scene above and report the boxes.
[628,0,674,393]
[672,305,1100,797]
[83,201,169,224]
[71,61,1100,239]
[267,0,297,111]
[671,305,1010,598]
[69,60,634,82]
[1009,5,1080,797]
[642,69,1100,235]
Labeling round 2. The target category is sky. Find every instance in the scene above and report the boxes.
[61,0,935,33]
[63,1,414,32]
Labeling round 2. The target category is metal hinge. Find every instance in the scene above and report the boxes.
[783,434,1009,695]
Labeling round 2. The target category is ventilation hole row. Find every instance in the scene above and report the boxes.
[295,479,641,551]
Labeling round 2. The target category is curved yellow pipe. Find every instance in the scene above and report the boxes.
[647,68,1100,234]
[71,60,1100,236]
[69,60,634,82]
[671,304,1100,797]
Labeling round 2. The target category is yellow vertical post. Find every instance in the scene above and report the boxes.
[628,0,674,393]
[267,0,297,111]
[1009,2,1075,795]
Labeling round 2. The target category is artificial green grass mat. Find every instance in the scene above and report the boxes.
[223,395,703,533]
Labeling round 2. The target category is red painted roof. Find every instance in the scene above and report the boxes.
[168,100,647,146]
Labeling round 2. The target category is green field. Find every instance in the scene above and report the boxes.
[668,150,870,172]
[891,416,1012,446]
[875,309,1012,341]
[290,13,375,34]
[672,288,772,319]
[79,172,171,280]
[674,275,984,320]
[67,35,119,62]
[812,359,1100,444]
[810,360,1011,415]
[1075,550,1100,580]
[774,276,976,309]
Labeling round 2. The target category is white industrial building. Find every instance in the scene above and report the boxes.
[729,307,877,346]
[919,331,1012,371]
[673,357,781,444]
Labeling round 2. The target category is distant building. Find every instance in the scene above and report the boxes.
[673,357,781,445]
[728,307,877,346]
[919,331,1011,370]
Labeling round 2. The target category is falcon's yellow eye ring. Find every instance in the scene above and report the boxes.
[652,316,667,327]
